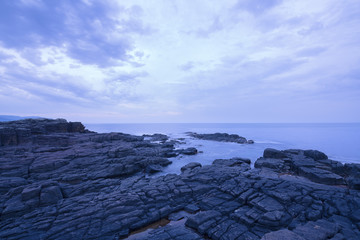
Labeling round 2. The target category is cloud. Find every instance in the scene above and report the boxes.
[179,61,195,71]
[0,51,12,61]
[235,0,283,15]
[0,44,148,110]
[0,0,359,122]
[296,47,327,57]
[195,16,224,37]
[0,0,151,67]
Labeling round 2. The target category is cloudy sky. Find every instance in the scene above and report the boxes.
[0,0,359,123]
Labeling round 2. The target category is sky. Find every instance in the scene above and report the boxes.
[0,0,359,123]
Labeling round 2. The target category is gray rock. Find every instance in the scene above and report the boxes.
[179,147,198,155]
[263,148,288,159]
[1,119,360,240]
[21,185,41,201]
[350,209,360,222]
[188,132,248,144]
[213,157,251,167]
[304,150,328,160]
[251,196,284,212]
[181,162,202,173]
[2,196,27,215]
[344,163,360,189]
[254,158,285,171]
[0,177,27,194]
[298,167,345,185]
[143,133,169,142]
[0,118,87,146]
[261,229,305,240]
[292,220,339,240]
[40,186,63,205]
[146,164,163,174]
[185,210,221,229]
[184,204,200,213]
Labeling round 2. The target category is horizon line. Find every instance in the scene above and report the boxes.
[83,122,360,124]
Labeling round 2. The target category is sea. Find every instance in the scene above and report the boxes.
[85,123,360,174]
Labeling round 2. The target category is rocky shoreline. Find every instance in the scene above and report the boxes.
[1,119,359,239]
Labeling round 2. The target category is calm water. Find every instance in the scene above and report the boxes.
[85,123,360,174]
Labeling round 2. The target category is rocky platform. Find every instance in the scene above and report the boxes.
[1,119,360,240]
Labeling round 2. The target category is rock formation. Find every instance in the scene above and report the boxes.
[0,119,359,239]
[0,118,87,146]
[255,148,360,189]
[188,132,254,144]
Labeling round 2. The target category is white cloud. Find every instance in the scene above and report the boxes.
[0,0,359,122]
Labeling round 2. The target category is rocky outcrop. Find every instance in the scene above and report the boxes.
[143,133,169,143]
[255,148,360,189]
[188,132,254,144]
[213,157,251,172]
[0,118,87,146]
[0,119,359,239]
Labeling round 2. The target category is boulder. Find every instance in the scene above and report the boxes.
[181,162,202,173]
[304,150,328,160]
[163,151,178,158]
[145,164,163,174]
[263,148,288,159]
[179,147,198,155]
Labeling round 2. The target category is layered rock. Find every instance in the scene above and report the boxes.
[0,119,359,240]
[255,148,360,189]
[0,118,87,146]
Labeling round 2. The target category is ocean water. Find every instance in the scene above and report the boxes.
[85,123,360,174]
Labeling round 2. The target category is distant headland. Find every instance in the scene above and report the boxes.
[0,115,42,122]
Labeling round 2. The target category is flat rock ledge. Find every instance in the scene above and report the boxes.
[1,119,360,240]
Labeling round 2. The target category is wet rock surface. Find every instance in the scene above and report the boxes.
[1,119,360,240]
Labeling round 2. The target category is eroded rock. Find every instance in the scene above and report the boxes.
[0,120,359,240]
[255,148,356,188]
